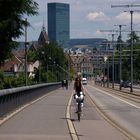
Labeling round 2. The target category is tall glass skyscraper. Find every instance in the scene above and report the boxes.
[47,3,70,48]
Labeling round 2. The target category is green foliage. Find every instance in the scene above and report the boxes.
[27,49,38,61]
[29,41,73,83]
[133,44,140,79]
[3,73,25,89]
[14,73,26,86]
[0,40,71,88]
[39,42,67,67]
[127,31,139,44]
[3,77,12,89]
[41,71,48,83]
[114,31,140,81]
[0,0,38,65]
[0,70,4,89]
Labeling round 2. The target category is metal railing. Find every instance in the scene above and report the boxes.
[0,82,61,118]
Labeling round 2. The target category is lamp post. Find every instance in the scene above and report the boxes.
[111,4,140,92]
[38,60,41,83]
[119,32,122,91]
[24,18,28,86]
[112,34,115,88]
[38,51,49,83]
[124,10,139,92]
[107,57,109,88]
[53,61,58,82]
[104,56,108,87]
[38,52,43,84]
[130,10,133,93]
[114,24,126,90]
[48,56,69,82]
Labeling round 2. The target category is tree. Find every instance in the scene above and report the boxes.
[0,0,38,66]
[122,32,140,80]
[27,42,69,82]
[39,42,67,69]
[127,31,139,44]
[0,70,4,89]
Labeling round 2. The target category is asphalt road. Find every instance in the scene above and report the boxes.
[0,83,138,140]
[84,84,140,140]
[71,85,130,140]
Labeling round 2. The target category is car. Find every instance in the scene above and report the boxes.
[82,78,87,85]
[120,80,124,87]
[124,80,131,88]
[121,80,131,88]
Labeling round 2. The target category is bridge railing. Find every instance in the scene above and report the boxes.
[0,82,61,118]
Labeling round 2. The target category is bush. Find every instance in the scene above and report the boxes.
[0,70,4,89]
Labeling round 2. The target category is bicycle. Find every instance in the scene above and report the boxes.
[77,99,82,121]
[74,91,84,122]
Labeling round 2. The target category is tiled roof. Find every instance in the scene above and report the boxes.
[38,31,49,45]
[1,55,23,72]
[30,43,42,51]
[2,26,49,73]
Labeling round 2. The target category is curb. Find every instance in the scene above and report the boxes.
[66,92,78,140]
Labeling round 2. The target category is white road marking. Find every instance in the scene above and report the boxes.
[87,85,140,109]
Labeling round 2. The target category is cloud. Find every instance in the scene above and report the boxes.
[115,12,130,23]
[133,13,140,23]
[72,30,108,38]
[94,30,104,35]
[87,11,110,22]
[33,21,43,29]
[93,30,111,38]
[115,12,140,24]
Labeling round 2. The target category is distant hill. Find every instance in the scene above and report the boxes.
[69,38,108,48]
[14,41,37,51]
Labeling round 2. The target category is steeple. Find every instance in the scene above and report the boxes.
[38,16,49,45]
[42,16,46,32]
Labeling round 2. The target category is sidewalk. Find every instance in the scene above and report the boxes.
[0,85,72,140]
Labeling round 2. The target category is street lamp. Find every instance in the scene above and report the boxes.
[114,24,126,90]
[39,51,48,83]
[53,61,58,82]
[103,56,108,87]
[38,52,44,84]
[130,10,134,93]
[24,18,28,86]
[124,10,139,92]
[111,33,118,88]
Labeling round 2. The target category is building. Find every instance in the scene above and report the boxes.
[70,54,93,78]
[1,24,49,77]
[30,24,49,51]
[47,2,70,48]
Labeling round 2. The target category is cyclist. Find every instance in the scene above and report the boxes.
[73,76,85,112]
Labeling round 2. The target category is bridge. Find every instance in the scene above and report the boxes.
[0,81,140,140]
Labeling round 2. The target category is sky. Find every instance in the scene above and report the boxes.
[18,0,140,42]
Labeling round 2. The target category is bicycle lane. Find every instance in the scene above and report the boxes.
[70,87,130,140]
[0,86,72,140]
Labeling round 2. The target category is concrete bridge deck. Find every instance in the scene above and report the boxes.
[0,83,134,140]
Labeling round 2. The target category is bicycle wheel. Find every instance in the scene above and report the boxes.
[77,102,81,121]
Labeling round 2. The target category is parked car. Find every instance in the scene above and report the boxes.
[82,78,87,85]
[121,80,131,88]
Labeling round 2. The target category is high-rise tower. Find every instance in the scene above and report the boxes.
[47,2,70,48]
